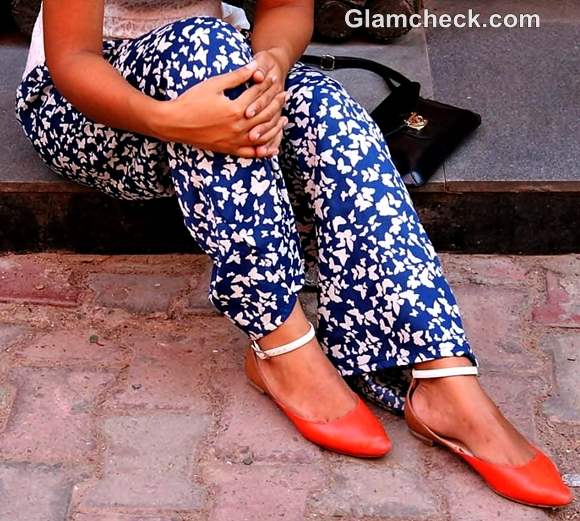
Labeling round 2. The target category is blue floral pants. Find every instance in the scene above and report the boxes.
[15,17,476,412]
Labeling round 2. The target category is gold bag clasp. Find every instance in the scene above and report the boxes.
[404,112,428,131]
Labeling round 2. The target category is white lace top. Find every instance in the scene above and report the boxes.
[23,0,249,78]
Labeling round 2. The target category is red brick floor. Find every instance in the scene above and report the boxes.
[0,253,578,520]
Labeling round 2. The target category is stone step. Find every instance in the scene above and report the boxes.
[1,6,579,253]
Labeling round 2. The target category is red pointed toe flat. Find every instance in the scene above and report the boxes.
[460,447,573,507]
[245,322,391,458]
[405,366,573,508]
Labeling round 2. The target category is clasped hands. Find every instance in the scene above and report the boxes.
[154,48,289,158]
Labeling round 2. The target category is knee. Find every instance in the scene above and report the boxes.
[159,16,237,40]
[156,17,251,67]
[114,18,253,97]
[146,17,253,97]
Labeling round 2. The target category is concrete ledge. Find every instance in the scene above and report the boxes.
[1,190,578,254]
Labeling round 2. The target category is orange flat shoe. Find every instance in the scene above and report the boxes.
[405,366,573,508]
[245,322,391,458]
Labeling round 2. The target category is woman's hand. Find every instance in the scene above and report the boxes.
[245,48,291,156]
[247,0,314,154]
[151,60,287,158]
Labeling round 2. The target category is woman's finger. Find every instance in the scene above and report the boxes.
[255,139,279,157]
[234,79,275,111]
[262,128,285,157]
[245,92,287,138]
[238,93,285,139]
[246,82,279,119]
[212,60,258,90]
[268,125,285,152]
[234,146,258,158]
[252,61,274,84]
[251,116,287,145]
[244,76,281,118]
[247,111,281,142]
[254,123,285,158]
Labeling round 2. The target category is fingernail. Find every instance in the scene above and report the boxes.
[248,108,256,117]
[245,61,257,70]
[271,75,277,83]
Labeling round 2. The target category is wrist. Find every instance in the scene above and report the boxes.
[145,98,172,140]
[267,46,292,75]
[129,92,170,140]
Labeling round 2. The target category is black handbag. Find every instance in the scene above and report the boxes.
[300,54,482,187]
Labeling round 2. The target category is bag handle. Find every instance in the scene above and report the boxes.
[299,54,413,92]
[300,53,421,133]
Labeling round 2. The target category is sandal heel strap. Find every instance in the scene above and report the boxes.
[251,322,316,360]
[412,366,479,379]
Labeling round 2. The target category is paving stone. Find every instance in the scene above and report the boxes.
[88,273,190,314]
[214,370,323,464]
[186,257,213,311]
[103,334,210,411]
[0,368,115,463]
[0,381,17,433]
[542,333,580,424]
[310,463,441,519]
[205,464,322,521]
[0,323,30,372]
[199,316,251,373]
[440,254,529,286]
[0,462,82,521]
[72,514,190,521]
[74,413,209,510]
[453,285,541,374]
[431,451,551,521]
[104,254,216,313]
[535,255,580,275]
[0,322,30,349]
[373,409,430,468]
[94,254,196,272]
[533,268,580,328]
[12,329,127,368]
[0,256,81,307]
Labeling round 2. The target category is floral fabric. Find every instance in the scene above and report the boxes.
[15,16,477,412]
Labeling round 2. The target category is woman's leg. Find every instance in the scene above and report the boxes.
[279,62,535,464]
[15,48,175,201]
[109,17,358,419]
[15,17,360,421]
[279,62,474,390]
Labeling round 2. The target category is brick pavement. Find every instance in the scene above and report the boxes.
[0,253,578,520]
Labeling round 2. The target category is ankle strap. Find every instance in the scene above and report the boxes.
[412,366,479,379]
[251,323,316,360]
